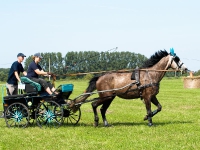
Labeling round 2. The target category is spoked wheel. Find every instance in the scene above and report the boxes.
[35,101,64,128]
[63,106,81,125]
[5,102,30,128]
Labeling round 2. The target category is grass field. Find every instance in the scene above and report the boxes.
[0,78,200,150]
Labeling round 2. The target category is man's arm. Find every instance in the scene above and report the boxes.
[14,71,21,83]
[34,69,48,75]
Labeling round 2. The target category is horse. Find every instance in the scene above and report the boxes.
[70,49,188,127]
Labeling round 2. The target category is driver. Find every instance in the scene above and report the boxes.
[26,53,57,96]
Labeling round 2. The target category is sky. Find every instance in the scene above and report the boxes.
[0,0,200,71]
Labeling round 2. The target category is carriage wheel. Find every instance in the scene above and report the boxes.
[35,101,64,128]
[63,106,81,125]
[5,102,30,128]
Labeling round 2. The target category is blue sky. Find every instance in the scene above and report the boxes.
[0,0,200,71]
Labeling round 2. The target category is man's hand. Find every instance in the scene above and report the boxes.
[47,72,53,75]
[47,72,56,80]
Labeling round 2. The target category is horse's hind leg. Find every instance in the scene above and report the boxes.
[144,98,153,126]
[100,97,114,127]
[91,95,114,127]
[91,101,99,127]
[144,96,162,121]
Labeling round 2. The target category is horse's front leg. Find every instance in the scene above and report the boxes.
[144,96,162,120]
[100,98,114,127]
[151,96,162,117]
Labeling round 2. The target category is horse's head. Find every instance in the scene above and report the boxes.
[168,48,188,73]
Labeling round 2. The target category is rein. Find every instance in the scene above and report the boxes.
[52,68,183,78]
[51,74,56,87]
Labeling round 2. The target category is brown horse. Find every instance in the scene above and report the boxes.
[71,50,188,126]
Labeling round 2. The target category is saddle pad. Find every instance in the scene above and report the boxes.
[131,71,136,80]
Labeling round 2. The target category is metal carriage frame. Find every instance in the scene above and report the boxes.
[1,77,81,128]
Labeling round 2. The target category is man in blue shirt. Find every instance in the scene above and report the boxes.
[6,53,27,95]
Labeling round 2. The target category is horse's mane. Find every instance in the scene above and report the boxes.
[142,50,169,68]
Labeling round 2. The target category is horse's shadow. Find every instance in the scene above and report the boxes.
[62,120,193,128]
[109,120,193,127]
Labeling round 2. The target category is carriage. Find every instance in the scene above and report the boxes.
[1,77,81,128]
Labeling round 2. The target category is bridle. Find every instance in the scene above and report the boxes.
[169,54,184,70]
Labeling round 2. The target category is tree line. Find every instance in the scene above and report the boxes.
[24,51,147,79]
[0,51,192,82]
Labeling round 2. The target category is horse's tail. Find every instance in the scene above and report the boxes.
[85,76,99,92]
[70,76,99,112]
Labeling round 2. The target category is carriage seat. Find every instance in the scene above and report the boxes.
[21,77,41,93]
[55,84,74,99]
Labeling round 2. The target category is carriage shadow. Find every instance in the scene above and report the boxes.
[0,120,192,128]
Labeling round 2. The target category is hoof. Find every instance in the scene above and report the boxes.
[93,122,99,127]
[103,120,111,127]
[148,123,153,127]
[104,124,112,127]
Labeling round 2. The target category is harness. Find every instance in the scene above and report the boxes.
[130,69,159,100]
[129,54,184,100]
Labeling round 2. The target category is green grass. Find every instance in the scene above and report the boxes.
[0,78,200,150]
